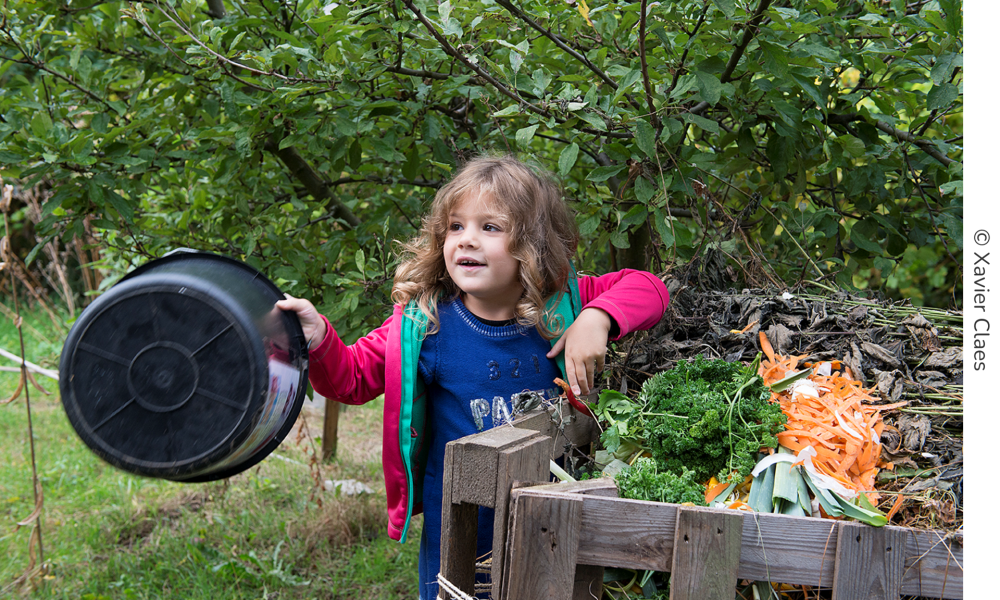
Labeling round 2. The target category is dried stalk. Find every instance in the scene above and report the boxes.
[1,177,47,584]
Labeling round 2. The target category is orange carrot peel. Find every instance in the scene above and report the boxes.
[757,332,907,504]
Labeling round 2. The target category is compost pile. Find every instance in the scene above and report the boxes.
[603,281,963,532]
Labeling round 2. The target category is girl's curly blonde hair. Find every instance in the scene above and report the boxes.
[391,154,578,338]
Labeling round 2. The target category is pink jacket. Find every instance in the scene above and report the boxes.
[307,269,669,541]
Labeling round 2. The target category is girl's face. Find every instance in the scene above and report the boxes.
[443,190,523,320]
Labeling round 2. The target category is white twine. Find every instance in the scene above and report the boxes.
[436,562,493,600]
[436,573,478,600]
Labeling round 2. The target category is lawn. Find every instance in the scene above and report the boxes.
[0,305,420,599]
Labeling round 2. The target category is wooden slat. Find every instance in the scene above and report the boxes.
[492,433,550,599]
[439,442,478,597]
[737,511,839,586]
[502,489,582,600]
[576,494,678,571]
[833,522,908,600]
[670,507,743,600]
[513,488,962,599]
[899,528,963,599]
[738,512,963,598]
[522,477,618,497]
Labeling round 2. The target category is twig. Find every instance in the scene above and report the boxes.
[403,0,550,119]
[0,348,59,380]
[494,0,618,90]
[902,150,960,269]
[1,178,46,582]
[759,204,825,279]
[0,50,117,115]
[665,2,710,98]
[818,521,836,591]
[384,65,450,80]
[638,0,660,130]
[148,1,336,88]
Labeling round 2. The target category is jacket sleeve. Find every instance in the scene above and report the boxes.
[577,269,670,340]
[307,314,389,405]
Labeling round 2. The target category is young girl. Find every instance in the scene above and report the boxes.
[277,155,669,599]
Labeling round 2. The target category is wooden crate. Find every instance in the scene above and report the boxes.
[438,417,962,600]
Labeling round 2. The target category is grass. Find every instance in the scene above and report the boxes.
[1,303,420,599]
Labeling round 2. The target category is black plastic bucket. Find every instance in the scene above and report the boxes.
[59,250,309,482]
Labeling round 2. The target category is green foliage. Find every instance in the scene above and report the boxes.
[615,457,705,505]
[603,354,786,507]
[0,0,963,338]
[640,356,786,484]
[601,355,786,505]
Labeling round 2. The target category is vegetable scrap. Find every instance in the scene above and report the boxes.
[602,355,786,506]
[757,331,906,507]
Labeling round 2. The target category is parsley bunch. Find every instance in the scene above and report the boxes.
[615,458,705,505]
[606,355,786,504]
[645,355,785,484]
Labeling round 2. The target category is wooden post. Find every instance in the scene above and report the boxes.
[832,522,908,600]
[502,490,582,600]
[440,441,479,597]
[669,507,743,600]
[439,426,550,599]
[321,396,340,461]
[491,431,549,599]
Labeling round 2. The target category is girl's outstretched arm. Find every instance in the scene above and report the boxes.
[550,269,670,397]
[275,296,388,404]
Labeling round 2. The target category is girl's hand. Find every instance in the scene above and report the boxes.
[546,307,612,397]
[275,295,327,350]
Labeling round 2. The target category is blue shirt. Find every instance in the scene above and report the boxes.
[416,296,561,599]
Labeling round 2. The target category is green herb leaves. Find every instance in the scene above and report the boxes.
[609,355,787,505]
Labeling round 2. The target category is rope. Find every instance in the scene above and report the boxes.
[436,560,493,600]
[436,574,478,600]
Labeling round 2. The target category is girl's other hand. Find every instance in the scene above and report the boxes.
[275,295,327,350]
[546,307,612,397]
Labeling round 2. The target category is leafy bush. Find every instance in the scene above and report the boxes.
[0,0,963,334]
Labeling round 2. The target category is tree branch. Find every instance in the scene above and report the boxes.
[494,0,617,90]
[263,136,362,229]
[327,175,442,190]
[638,0,660,130]
[826,112,958,166]
[688,0,771,116]
[402,0,551,119]
[720,0,772,84]
[384,65,450,80]
[873,119,956,166]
